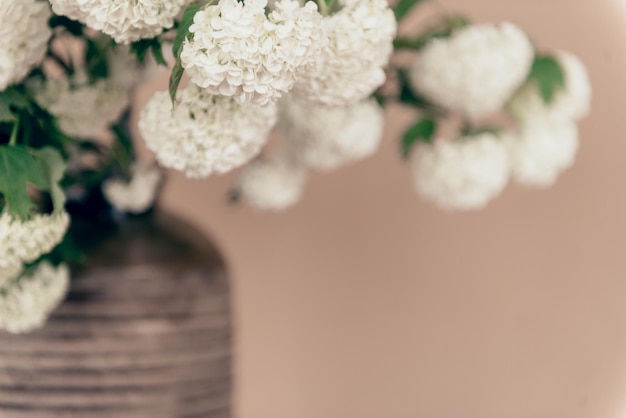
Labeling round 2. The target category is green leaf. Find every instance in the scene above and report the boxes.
[0,87,33,123]
[151,41,168,66]
[130,39,152,63]
[85,39,109,81]
[173,4,201,59]
[401,118,436,159]
[49,15,84,36]
[169,59,185,105]
[393,15,469,51]
[394,0,426,20]
[31,147,67,214]
[527,55,566,104]
[0,146,48,220]
[169,4,201,104]
[0,102,14,123]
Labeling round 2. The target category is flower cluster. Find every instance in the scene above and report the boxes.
[49,0,194,44]
[280,96,385,170]
[409,22,534,119]
[292,0,397,106]
[0,262,70,334]
[103,163,163,214]
[0,0,51,90]
[139,85,278,178]
[0,212,70,270]
[181,0,325,106]
[235,154,307,211]
[412,133,511,210]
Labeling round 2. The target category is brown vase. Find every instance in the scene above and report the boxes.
[0,211,232,418]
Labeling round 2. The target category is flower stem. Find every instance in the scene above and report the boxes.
[316,0,329,16]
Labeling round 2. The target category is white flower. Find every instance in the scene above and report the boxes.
[0,263,23,291]
[102,163,162,214]
[49,0,193,44]
[181,0,324,106]
[506,118,579,188]
[409,22,534,119]
[413,133,511,210]
[235,154,307,211]
[30,73,130,139]
[292,0,396,106]
[0,212,70,270]
[0,0,51,90]
[508,51,592,122]
[0,261,70,334]
[280,96,384,170]
[138,85,277,179]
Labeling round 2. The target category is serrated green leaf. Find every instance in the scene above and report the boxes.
[528,55,566,104]
[0,146,48,220]
[401,118,436,159]
[31,147,67,214]
[394,0,425,20]
[173,4,201,59]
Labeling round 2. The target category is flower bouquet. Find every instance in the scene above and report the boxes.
[0,0,590,335]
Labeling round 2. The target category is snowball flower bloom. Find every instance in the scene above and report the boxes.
[0,0,51,90]
[506,118,579,187]
[0,263,23,291]
[409,22,534,119]
[413,133,511,210]
[103,163,162,214]
[181,0,324,106]
[280,97,385,170]
[0,262,70,334]
[0,212,70,270]
[49,0,193,44]
[139,85,277,178]
[508,51,592,122]
[292,0,396,106]
[235,154,307,211]
[31,73,130,139]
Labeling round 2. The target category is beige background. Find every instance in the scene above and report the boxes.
[139,0,626,417]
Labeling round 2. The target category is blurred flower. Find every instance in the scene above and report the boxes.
[280,96,385,170]
[0,263,23,291]
[413,133,511,210]
[0,212,70,270]
[409,22,533,119]
[49,0,193,44]
[506,117,579,187]
[508,51,591,122]
[30,72,130,139]
[0,262,70,334]
[292,0,396,106]
[139,84,277,179]
[181,0,324,106]
[235,154,307,211]
[102,163,162,214]
[0,0,51,90]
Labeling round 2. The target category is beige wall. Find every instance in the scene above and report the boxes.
[142,0,626,417]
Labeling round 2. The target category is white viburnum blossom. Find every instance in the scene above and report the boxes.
[235,154,307,211]
[413,133,511,210]
[508,51,592,122]
[0,262,70,334]
[30,72,131,139]
[0,264,23,292]
[506,118,579,188]
[49,0,194,44]
[181,0,324,106]
[0,212,70,270]
[138,85,277,179]
[409,22,534,119]
[292,0,396,107]
[102,163,162,214]
[280,97,385,170]
[0,0,51,90]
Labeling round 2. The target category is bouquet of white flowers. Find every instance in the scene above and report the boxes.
[0,0,590,333]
